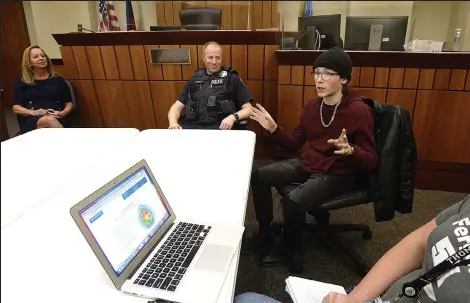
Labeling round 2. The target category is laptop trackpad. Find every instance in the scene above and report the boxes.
[194,244,233,273]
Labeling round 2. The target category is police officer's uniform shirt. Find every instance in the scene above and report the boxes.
[178,69,253,109]
[382,196,470,302]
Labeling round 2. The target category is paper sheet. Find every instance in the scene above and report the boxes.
[285,276,346,303]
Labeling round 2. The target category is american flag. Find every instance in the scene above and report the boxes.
[98,0,121,32]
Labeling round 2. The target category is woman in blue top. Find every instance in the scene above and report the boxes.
[13,45,74,134]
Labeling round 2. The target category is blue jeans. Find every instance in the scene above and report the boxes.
[234,293,281,303]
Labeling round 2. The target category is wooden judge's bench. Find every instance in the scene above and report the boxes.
[51,31,470,193]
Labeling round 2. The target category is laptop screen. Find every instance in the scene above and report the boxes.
[78,166,171,276]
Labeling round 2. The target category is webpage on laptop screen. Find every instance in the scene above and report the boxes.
[79,167,170,276]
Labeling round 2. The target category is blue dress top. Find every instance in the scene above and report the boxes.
[13,75,71,111]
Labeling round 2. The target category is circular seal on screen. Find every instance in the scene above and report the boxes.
[138,205,154,228]
[219,70,227,78]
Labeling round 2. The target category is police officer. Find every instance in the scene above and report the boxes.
[167,41,254,130]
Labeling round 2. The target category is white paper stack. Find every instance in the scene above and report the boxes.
[285,276,347,303]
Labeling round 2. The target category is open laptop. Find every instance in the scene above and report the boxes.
[70,159,244,303]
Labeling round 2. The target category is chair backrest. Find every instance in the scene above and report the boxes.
[64,79,77,110]
[179,7,222,27]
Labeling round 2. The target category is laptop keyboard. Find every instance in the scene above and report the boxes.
[133,222,211,292]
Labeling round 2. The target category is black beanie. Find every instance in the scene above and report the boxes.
[312,47,353,82]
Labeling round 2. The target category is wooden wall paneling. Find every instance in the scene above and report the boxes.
[129,45,149,80]
[247,45,265,80]
[114,45,134,80]
[354,88,387,103]
[100,46,120,80]
[231,45,248,80]
[183,1,206,8]
[403,68,419,89]
[156,1,166,25]
[221,1,233,30]
[386,89,417,119]
[291,66,304,85]
[172,1,182,26]
[181,45,198,80]
[122,81,157,129]
[303,86,318,105]
[449,69,467,90]
[159,45,183,80]
[263,80,278,121]
[389,68,404,88]
[70,80,103,127]
[304,66,315,86]
[164,1,174,25]
[231,1,249,30]
[150,81,186,129]
[278,66,291,85]
[85,46,106,80]
[413,91,470,163]
[94,80,129,127]
[262,1,272,28]
[271,1,280,28]
[221,45,231,67]
[466,70,470,91]
[433,69,451,90]
[418,69,435,89]
[59,46,79,79]
[264,45,279,80]
[245,80,263,136]
[349,67,360,87]
[71,46,92,79]
[278,86,303,132]
[54,65,67,76]
[415,169,470,193]
[374,68,389,87]
[197,45,204,68]
[251,1,263,29]
[144,45,163,80]
[359,67,374,87]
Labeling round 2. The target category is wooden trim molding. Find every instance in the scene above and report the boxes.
[53,31,282,46]
[276,50,470,69]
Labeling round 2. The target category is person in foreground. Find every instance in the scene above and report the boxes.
[245,47,378,273]
[235,196,470,303]
[167,41,253,130]
[13,45,74,134]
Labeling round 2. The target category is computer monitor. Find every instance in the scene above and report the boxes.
[344,16,408,51]
[297,14,342,50]
[179,7,222,30]
[149,25,182,31]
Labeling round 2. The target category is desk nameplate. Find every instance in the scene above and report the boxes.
[149,48,191,65]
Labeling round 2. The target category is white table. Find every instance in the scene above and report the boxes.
[1,129,256,303]
[0,128,140,230]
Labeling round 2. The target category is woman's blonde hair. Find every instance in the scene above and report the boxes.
[21,45,56,84]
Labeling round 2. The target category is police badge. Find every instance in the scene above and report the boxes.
[219,70,228,78]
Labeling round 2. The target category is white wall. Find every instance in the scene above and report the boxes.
[23,1,157,58]
[410,1,452,42]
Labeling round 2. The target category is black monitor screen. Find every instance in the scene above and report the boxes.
[297,15,342,50]
[344,16,408,51]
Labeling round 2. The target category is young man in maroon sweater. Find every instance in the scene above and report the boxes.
[248,47,378,273]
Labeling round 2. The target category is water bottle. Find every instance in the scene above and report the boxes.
[453,28,462,51]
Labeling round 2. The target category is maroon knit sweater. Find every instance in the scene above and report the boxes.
[271,89,378,174]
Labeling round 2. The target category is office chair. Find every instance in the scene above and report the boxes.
[179,7,222,29]
[273,175,373,277]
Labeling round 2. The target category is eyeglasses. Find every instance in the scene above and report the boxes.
[312,71,339,81]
